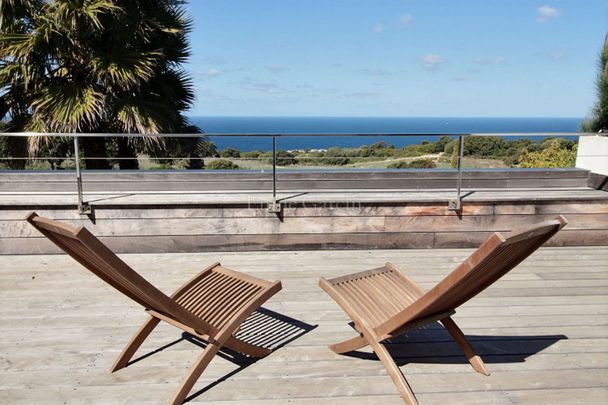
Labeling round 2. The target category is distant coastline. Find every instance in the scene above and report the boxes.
[189,116,583,151]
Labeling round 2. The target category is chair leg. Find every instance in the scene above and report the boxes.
[170,341,222,405]
[111,315,160,372]
[329,334,368,354]
[369,340,418,405]
[440,317,490,376]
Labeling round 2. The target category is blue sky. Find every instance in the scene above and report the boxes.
[184,0,608,117]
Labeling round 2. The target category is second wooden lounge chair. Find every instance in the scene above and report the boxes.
[319,216,567,404]
[26,212,282,404]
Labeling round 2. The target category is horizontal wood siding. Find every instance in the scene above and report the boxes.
[1,200,607,254]
[0,170,606,253]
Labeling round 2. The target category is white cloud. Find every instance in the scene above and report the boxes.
[373,13,413,32]
[373,23,385,33]
[545,51,565,60]
[537,5,560,23]
[192,68,221,79]
[239,77,290,94]
[399,14,413,26]
[265,65,290,73]
[473,56,508,65]
[420,54,445,70]
[340,91,378,99]
[201,57,227,65]
[358,67,392,76]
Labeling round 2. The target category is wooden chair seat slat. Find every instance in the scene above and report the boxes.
[195,281,252,322]
[213,286,264,329]
[208,285,261,326]
[330,268,425,328]
[197,279,247,319]
[176,271,223,306]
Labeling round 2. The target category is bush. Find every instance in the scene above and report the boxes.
[433,136,452,153]
[463,136,508,157]
[388,159,436,169]
[219,147,241,158]
[443,139,456,154]
[206,159,240,170]
[387,161,410,169]
[407,158,437,168]
[320,157,351,165]
[269,150,297,166]
[241,150,262,159]
[518,140,577,168]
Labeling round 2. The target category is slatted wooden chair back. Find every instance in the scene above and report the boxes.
[26,212,208,333]
[381,216,567,334]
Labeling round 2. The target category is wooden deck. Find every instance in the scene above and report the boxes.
[1,247,607,404]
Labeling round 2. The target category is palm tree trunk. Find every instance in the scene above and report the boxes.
[6,137,28,170]
[82,137,111,170]
[116,138,139,170]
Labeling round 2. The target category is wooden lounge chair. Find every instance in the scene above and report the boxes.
[26,212,282,404]
[319,216,567,404]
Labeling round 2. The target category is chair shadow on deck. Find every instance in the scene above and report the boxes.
[342,321,567,367]
[129,307,317,403]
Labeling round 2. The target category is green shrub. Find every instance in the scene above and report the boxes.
[463,136,508,157]
[518,140,577,168]
[443,140,456,154]
[206,159,240,170]
[219,147,241,158]
[407,158,437,168]
[320,157,351,165]
[241,150,262,159]
[269,150,297,166]
[388,159,436,169]
[387,161,409,169]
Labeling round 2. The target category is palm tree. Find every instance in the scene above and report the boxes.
[0,0,207,169]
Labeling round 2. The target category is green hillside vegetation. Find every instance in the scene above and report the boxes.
[258,136,578,169]
[1,135,578,170]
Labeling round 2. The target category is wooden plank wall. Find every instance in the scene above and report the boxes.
[1,169,606,254]
[1,199,607,254]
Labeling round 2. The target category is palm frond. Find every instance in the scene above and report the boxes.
[0,33,37,60]
[116,98,165,135]
[88,50,162,89]
[54,0,119,31]
[31,84,105,132]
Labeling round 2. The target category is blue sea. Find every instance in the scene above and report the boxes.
[189,116,583,151]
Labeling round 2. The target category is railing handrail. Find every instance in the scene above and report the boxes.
[0,131,598,215]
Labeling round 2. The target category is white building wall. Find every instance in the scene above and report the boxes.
[576,135,608,175]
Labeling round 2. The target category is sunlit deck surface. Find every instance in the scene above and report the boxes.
[2,187,607,206]
[1,247,607,404]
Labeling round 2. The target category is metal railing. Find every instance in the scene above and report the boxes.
[0,132,594,214]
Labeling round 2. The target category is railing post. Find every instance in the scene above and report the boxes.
[268,135,281,213]
[73,136,91,215]
[448,135,464,211]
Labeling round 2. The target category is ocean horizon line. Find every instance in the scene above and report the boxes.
[188,116,584,151]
